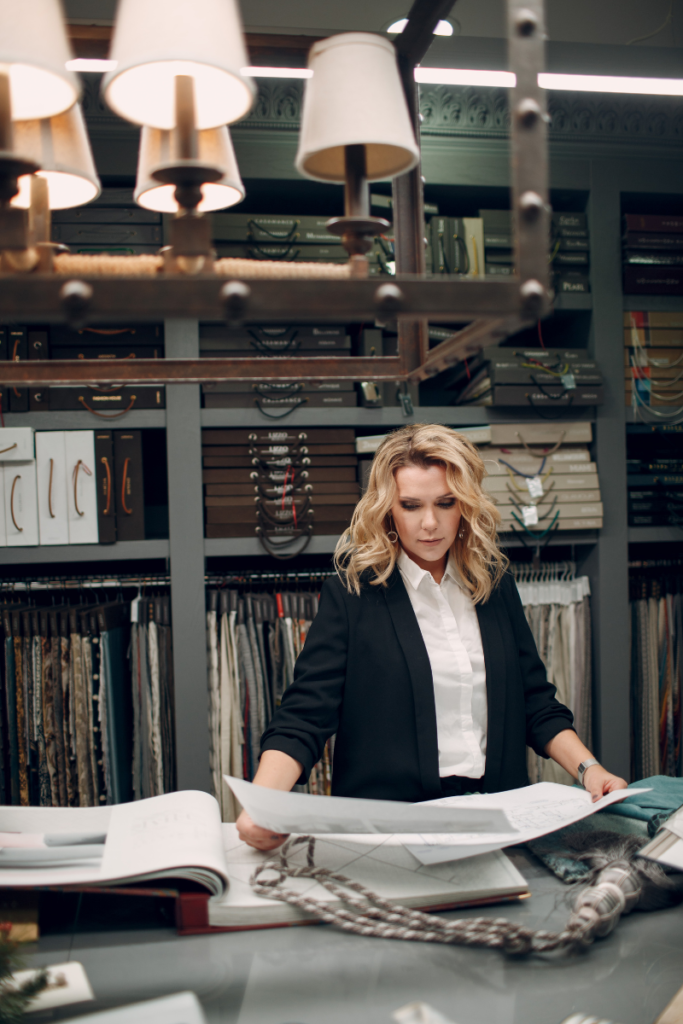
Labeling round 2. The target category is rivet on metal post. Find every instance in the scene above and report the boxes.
[220,280,251,328]
[374,283,404,314]
[515,98,542,128]
[514,8,539,35]
[519,278,545,316]
[519,191,545,222]
[60,280,94,329]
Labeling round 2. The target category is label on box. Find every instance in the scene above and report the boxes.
[561,373,576,390]
[521,505,539,526]
[527,476,544,498]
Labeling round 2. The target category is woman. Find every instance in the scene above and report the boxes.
[238,424,627,850]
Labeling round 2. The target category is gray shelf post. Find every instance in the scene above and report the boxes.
[164,318,211,792]
[583,161,630,780]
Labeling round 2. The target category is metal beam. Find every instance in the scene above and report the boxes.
[393,0,458,66]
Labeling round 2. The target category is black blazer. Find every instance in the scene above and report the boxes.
[261,569,574,801]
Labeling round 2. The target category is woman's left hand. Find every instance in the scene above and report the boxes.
[582,764,629,803]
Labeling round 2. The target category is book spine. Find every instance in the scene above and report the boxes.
[5,460,39,546]
[65,431,99,544]
[624,214,683,234]
[8,328,28,413]
[94,430,117,544]
[114,430,146,540]
[35,430,69,546]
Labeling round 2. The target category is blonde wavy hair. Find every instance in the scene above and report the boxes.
[334,423,507,603]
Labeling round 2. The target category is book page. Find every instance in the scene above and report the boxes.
[99,791,227,888]
[0,792,228,893]
[208,824,528,927]
[225,776,514,835]
[405,784,651,865]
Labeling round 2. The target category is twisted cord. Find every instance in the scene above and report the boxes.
[249,837,644,957]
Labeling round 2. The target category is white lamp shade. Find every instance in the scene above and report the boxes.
[11,105,101,209]
[295,33,420,183]
[0,0,80,120]
[102,0,255,130]
[134,125,245,213]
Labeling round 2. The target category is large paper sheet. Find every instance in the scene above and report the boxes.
[225,776,514,834]
[403,784,650,864]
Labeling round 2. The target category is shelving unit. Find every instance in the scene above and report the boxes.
[4,74,683,792]
[0,540,170,565]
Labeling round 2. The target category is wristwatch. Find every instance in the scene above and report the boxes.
[577,758,600,788]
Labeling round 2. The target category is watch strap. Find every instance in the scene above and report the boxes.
[577,758,600,787]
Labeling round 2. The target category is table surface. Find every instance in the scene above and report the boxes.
[23,849,683,1024]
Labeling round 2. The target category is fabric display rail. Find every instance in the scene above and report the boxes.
[0,573,176,807]
[629,559,682,781]
[510,562,593,785]
[206,572,336,820]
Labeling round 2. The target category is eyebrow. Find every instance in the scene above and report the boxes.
[398,494,455,500]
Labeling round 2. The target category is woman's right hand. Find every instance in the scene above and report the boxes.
[236,809,289,851]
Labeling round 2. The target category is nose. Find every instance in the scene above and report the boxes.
[421,505,438,531]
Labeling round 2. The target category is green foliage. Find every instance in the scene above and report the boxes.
[0,934,48,1024]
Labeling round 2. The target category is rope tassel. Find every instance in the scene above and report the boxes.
[249,835,683,958]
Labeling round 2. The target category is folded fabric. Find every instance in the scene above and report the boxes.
[526,813,649,883]
[606,776,683,831]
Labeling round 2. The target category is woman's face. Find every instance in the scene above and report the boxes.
[390,462,461,573]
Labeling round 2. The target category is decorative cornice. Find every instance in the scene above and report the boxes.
[81,74,683,148]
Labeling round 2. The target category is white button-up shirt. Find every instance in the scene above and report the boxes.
[397,549,487,778]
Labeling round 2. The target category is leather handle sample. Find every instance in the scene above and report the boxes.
[10,474,22,532]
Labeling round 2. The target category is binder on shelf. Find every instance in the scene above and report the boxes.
[0,467,6,547]
[8,327,28,413]
[28,329,49,360]
[49,324,164,347]
[113,430,145,541]
[0,428,34,460]
[49,385,165,413]
[29,388,49,411]
[35,431,69,546]
[94,431,117,544]
[4,461,39,547]
[65,431,99,545]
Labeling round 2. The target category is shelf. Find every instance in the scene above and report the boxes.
[205,531,598,557]
[0,540,170,565]
[201,406,596,429]
[205,535,340,558]
[623,296,683,311]
[628,527,683,544]
[499,530,599,548]
[1,411,167,430]
[553,294,593,311]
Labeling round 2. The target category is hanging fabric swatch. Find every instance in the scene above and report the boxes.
[513,564,593,786]
[206,577,333,821]
[630,563,682,781]
[0,580,177,807]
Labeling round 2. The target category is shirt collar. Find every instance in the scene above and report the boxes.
[397,548,460,591]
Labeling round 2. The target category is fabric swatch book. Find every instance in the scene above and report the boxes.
[0,790,528,933]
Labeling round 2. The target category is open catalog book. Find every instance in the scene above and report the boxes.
[0,790,529,930]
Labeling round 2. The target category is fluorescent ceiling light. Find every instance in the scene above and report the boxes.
[539,72,683,95]
[242,66,312,78]
[66,58,118,72]
[387,18,453,35]
[231,65,683,96]
[415,67,515,88]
